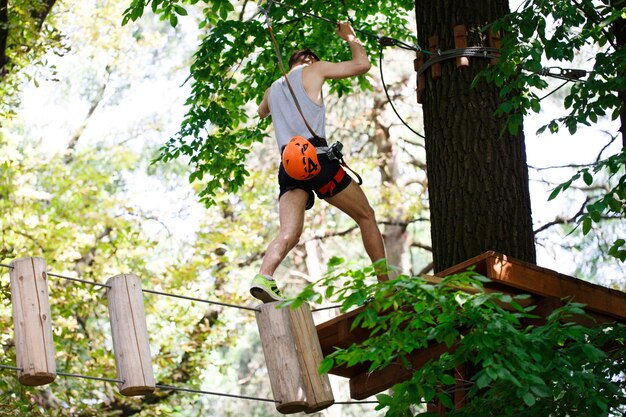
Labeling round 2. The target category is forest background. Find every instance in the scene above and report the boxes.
[1,0,625,415]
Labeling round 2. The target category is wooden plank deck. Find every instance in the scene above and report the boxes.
[315,251,626,400]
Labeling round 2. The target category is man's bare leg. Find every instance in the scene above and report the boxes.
[259,188,309,277]
[325,180,388,281]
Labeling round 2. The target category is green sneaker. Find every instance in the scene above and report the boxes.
[250,274,284,303]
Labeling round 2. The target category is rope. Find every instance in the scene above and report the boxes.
[0,364,380,407]
[0,261,259,313]
[379,46,425,139]
[265,19,322,139]
[538,80,570,102]
[155,384,279,403]
[56,371,124,384]
[0,364,22,371]
[335,400,379,404]
[142,288,260,313]
[46,272,111,289]
[311,304,342,312]
[414,46,501,79]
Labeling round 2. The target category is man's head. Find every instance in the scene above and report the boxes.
[288,48,320,69]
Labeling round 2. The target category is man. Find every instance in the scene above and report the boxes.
[250,21,387,303]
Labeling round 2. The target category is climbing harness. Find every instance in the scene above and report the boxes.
[259,0,363,186]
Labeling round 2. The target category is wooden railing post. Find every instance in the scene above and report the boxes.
[9,257,56,386]
[106,274,155,396]
[256,302,334,414]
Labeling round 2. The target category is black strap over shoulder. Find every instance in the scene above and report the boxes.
[308,137,328,148]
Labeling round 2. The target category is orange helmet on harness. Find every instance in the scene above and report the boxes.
[282,136,321,180]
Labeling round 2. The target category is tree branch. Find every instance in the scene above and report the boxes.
[64,65,111,164]
[533,198,588,235]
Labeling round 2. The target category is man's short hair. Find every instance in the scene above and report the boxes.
[288,48,320,69]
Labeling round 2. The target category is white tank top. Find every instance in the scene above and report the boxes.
[268,67,326,150]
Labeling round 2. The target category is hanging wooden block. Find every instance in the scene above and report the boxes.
[488,28,502,66]
[256,302,334,414]
[9,257,56,386]
[454,364,468,409]
[106,274,155,396]
[453,25,469,69]
[427,399,446,416]
[414,52,426,104]
[428,35,442,80]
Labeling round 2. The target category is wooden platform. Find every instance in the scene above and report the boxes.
[315,251,626,400]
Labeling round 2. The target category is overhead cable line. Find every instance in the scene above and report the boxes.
[0,263,260,313]
[0,364,379,406]
[379,46,425,138]
[414,46,501,79]
[46,271,111,289]
[538,80,570,102]
[56,371,124,384]
[155,384,279,403]
[142,288,260,312]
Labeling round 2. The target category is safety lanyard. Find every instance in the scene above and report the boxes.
[260,1,322,140]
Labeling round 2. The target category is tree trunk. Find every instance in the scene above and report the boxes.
[0,0,8,77]
[415,0,536,272]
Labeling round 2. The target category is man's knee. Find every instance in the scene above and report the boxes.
[278,229,302,250]
[355,204,377,225]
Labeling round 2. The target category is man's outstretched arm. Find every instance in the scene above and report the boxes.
[312,22,371,80]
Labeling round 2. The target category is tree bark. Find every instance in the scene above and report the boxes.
[0,0,8,77]
[0,0,57,78]
[415,0,536,272]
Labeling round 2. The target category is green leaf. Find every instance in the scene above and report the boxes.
[440,374,455,385]
[590,209,601,222]
[174,4,187,15]
[548,185,562,201]
[523,392,536,407]
[583,170,593,186]
[437,392,454,409]
[530,383,551,398]
[169,13,178,27]
[319,357,334,375]
[476,372,492,389]
[582,217,592,235]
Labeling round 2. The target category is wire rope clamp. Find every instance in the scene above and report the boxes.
[256,302,334,414]
[453,25,470,69]
[9,257,56,386]
[106,274,155,396]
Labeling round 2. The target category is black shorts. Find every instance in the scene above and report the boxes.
[278,153,353,210]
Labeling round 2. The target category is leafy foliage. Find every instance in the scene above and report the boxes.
[291,262,626,416]
[483,0,626,261]
[548,148,626,261]
[486,0,625,136]
[121,0,416,206]
[0,0,66,119]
